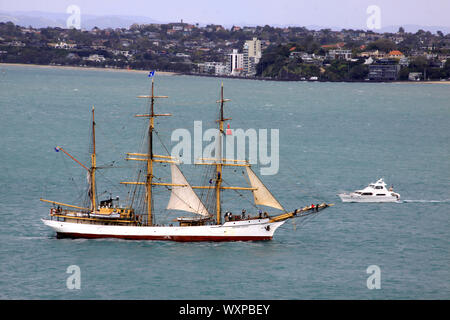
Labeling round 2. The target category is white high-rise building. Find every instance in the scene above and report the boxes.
[226,49,244,76]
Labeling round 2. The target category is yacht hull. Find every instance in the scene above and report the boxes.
[42,218,285,241]
[338,194,399,203]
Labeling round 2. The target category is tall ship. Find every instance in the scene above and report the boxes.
[41,79,332,241]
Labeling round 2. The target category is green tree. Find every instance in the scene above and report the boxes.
[398,67,410,80]
[348,64,369,80]
[443,59,450,78]
[409,56,427,72]
[367,39,397,52]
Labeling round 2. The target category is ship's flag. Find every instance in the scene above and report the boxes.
[54,146,60,152]
[148,70,155,78]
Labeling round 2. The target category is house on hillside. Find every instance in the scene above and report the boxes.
[388,50,405,59]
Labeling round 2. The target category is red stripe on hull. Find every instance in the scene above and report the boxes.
[57,232,272,242]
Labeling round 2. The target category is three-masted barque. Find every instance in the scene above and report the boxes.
[41,79,332,241]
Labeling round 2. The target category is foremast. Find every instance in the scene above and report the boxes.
[215,83,227,225]
[90,106,97,212]
[193,83,259,224]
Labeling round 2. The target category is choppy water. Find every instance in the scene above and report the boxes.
[0,65,449,299]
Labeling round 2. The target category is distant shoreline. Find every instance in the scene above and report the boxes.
[184,72,450,84]
[392,81,450,84]
[0,63,179,76]
[1,62,450,84]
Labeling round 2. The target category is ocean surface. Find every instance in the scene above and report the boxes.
[0,64,449,299]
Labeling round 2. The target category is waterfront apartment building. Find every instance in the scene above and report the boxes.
[243,37,262,76]
[368,59,400,81]
[226,49,244,76]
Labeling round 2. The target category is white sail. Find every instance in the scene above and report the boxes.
[167,164,210,216]
[245,166,285,211]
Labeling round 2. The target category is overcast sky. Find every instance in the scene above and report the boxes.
[1,0,449,29]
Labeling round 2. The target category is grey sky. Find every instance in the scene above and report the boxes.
[1,0,449,28]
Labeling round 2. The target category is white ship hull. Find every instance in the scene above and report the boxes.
[338,193,400,203]
[42,218,286,241]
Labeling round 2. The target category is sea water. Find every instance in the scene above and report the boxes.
[0,65,449,299]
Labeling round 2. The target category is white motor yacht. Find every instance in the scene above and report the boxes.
[338,178,400,203]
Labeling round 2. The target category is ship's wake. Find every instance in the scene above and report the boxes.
[402,199,450,203]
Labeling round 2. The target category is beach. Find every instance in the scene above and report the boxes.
[0,63,179,76]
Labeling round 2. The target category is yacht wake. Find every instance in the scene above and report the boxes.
[402,199,450,203]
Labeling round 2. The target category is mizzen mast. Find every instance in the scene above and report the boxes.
[40,107,98,213]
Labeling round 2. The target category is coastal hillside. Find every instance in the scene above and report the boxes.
[1,21,449,81]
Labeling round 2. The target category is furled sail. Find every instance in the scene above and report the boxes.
[245,166,285,211]
[167,164,210,216]
[87,171,93,210]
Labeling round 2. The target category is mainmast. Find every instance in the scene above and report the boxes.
[121,78,171,226]
[147,80,155,226]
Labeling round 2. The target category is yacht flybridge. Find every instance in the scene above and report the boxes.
[40,79,333,241]
[338,178,400,203]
